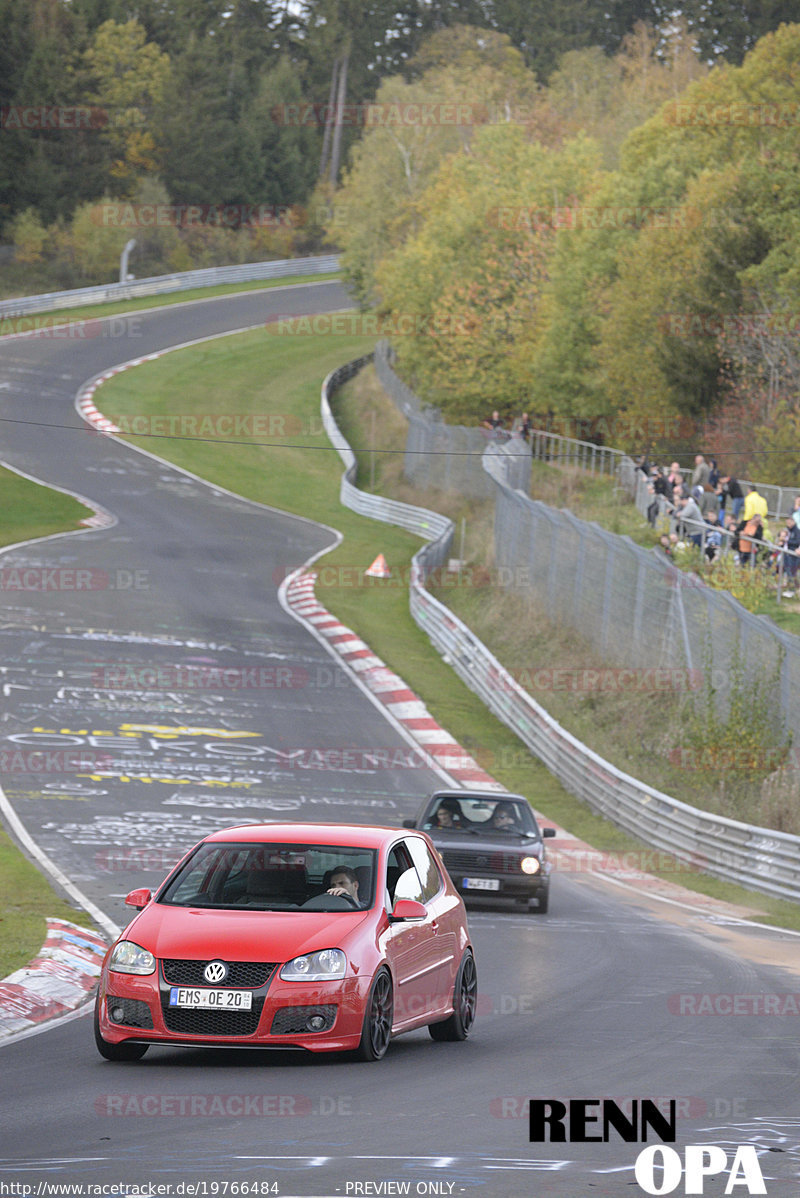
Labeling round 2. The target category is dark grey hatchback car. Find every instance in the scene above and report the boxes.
[404,791,556,913]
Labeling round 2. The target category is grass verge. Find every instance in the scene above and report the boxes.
[0,464,92,544]
[91,340,800,929]
[0,469,100,976]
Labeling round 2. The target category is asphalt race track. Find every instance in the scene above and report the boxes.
[0,282,799,1197]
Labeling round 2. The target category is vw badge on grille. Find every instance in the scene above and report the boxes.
[203,960,228,984]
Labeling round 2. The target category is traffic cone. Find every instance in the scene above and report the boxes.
[365,553,390,578]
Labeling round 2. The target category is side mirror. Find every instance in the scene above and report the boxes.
[389,899,427,922]
[402,818,416,829]
[543,828,556,838]
[125,888,152,909]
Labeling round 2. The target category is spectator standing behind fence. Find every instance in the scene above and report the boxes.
[518,412,532,442]
[782,516,800,597]
[742,483,768,525]
[792,496,800,531]
[719,476,744,521]
[697,484,718,519]
[482,410,505,437]
[666,461,683,500]
[738,513,762,568]
[724,515,741,562]
[678,492,704,546]
[708,458,721,489]
[704,510,723,561]
[692,454,710,489]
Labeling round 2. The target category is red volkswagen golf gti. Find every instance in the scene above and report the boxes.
[94,822,476,1062]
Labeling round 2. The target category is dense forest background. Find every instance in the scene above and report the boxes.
[1,0,799,477]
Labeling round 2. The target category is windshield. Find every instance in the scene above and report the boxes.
[424,797,538,836]
[158,842,377,910]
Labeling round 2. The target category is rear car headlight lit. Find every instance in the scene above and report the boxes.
[280,948,346,982]
[520,857,541,875]
[108,940,156,975]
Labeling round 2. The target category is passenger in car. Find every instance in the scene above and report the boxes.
[432,798,465,829]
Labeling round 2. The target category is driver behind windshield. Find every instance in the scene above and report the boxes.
[489,804,518,830]
[327,865,360,905]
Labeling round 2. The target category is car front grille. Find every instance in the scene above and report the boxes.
[162,999,265,1037]
[441,850,526,875]
[270,1005,337,1035]
[162,959,277,988]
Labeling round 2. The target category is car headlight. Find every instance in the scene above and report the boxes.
[280,948,346,982]
[109,940,156,975]
[520,857,541,875]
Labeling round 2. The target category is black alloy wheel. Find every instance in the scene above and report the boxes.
[357,967,393,1061]
[429,949,477,1041]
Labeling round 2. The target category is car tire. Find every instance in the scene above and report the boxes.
[429,949,477,1042]
[356,967,393,1061]
[94,996,149,1061]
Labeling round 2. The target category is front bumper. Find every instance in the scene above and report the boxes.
[97,967,372,1053]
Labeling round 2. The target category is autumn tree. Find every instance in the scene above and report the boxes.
[84,19,171,185]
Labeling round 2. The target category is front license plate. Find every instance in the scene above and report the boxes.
[462,877,500,891]
[169,988,253,1010]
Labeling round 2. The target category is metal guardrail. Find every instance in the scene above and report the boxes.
[321,357,454,552]
[0,254,340,318]
[323,352,800,905]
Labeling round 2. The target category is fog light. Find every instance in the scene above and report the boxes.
[110,1004,126,1023]
[306,1014,326,1031]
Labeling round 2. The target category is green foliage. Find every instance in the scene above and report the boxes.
[679,642,790,816]
[84,19,171,185]
[333,28,540,308]
[375,122,599,419]
[9,207,47,263]
[671,546,779,612]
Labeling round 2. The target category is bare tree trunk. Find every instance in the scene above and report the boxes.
[319,56,339,179]
[329,48,349,184]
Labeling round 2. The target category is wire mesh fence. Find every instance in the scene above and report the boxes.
[375,341,800,735]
